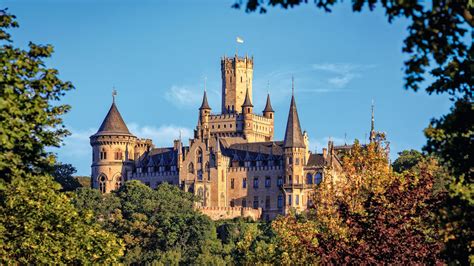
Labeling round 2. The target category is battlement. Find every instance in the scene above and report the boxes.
[196,206,262,221]
[228,165,283,172]
[221,55,254,68]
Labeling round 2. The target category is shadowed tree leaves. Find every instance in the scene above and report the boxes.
[0,10,124,263]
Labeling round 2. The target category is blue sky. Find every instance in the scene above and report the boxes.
[5,0,454,175]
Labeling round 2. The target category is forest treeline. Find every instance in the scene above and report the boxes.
[0,3,472,264]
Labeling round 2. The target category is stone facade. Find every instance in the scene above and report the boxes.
[90,54,350,220]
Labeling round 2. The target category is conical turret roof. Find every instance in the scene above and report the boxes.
[199,90,211,110]
[283,94,305,148]
[242,88,253,107]
[263,93,274,113]
[95,102,132,136]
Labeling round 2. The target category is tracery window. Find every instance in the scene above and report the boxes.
[114,149,122,160]
[315,172,323,185]
[100,149,107,160]
[188,162,194,173]
[98,175,107,193]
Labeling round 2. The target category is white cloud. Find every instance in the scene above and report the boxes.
[128,123,193,146]
[165,85,202,107]
[312,63,374,89]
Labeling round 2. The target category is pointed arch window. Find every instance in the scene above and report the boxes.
[315,172,323,185]
[115,180,121,191]
[98,175,107,193]
[114,149,122,160]
[100,149,107,160]
[307,173,313,184]
[197,149,203,163]
[188,162,194,173]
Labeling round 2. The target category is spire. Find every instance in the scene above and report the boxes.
[95,97,132,136]
[263,93,274,113]
[242,87,253,107]
[199,90,211,110]
[371,100,375,132]
[283,83,305,148]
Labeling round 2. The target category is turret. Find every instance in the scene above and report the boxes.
[197,90,211,140]
[242,88,254,140]
[282,78,306,213]
[90,92,137,193]
[262,93,275,119]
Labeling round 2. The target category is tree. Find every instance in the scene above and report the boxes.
[234,1,473,263]
[392,149,424,173]
[0,10,124,263]
[272,141,445,264]
[52,163,82,191]
[73,181,226,264]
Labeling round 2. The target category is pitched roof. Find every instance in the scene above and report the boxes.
[283,94,305,148]
[242,88,253,107]
[199,90,211,110]
[307,153,325,167]
[95,102,132,136]
[263,93,274,113]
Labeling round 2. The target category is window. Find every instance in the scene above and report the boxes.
[253,177,259,189]
[197,170,203,181]
[277,195,283,208]
[288,195,292,206]
[100,149,107,160]
[295,158,299,165]
[265,176,271,188]
[295,195,300,206]
[277,176,283,186]
[99,175,106,193]
[315,172,323,184]
[307,173,313,184]
[242,199,247,207]
[241,76,243,83]
[197,149,203,163]
[188,163,194,173]
[115,180,121,191]
[253,196,259,208]
[198,187,204,202]
[242,178,247,188]
[265,196,270,209]
[230,199,235,207]
[231,178,235,189]
[114,149,122,160]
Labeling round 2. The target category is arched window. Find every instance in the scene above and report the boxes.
[315,172,323,185]
[197,149,203,163]
[100,148,107,160]
[115,180,121,191]
[306,173,313,184]
[197,187,204,201]
[98,175,107,193]
[114,149,122,160]
[188,162,194,173]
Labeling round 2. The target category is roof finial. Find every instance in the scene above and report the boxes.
[204,76,207,92]
[267,80,270,94]
[292,76,295,96]
[112,87,117,103]
[371,99,375,132]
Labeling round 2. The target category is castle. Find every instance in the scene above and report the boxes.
[90,54,379,220]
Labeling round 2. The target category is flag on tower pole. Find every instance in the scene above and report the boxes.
[236,36,244,43]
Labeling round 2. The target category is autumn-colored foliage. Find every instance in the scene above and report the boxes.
[272,141,446,264]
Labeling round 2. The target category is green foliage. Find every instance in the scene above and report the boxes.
[0,173,124,263]
[0,10,73,184]
[52,163,82,191]
[73,181,225,264]
[0,10,124,263]
[392,149,424,173]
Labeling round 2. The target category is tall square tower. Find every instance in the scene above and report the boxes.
[221,55,253,114]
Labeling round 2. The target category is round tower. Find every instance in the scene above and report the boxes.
[90,96,136,193]
[241,88,254,140]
